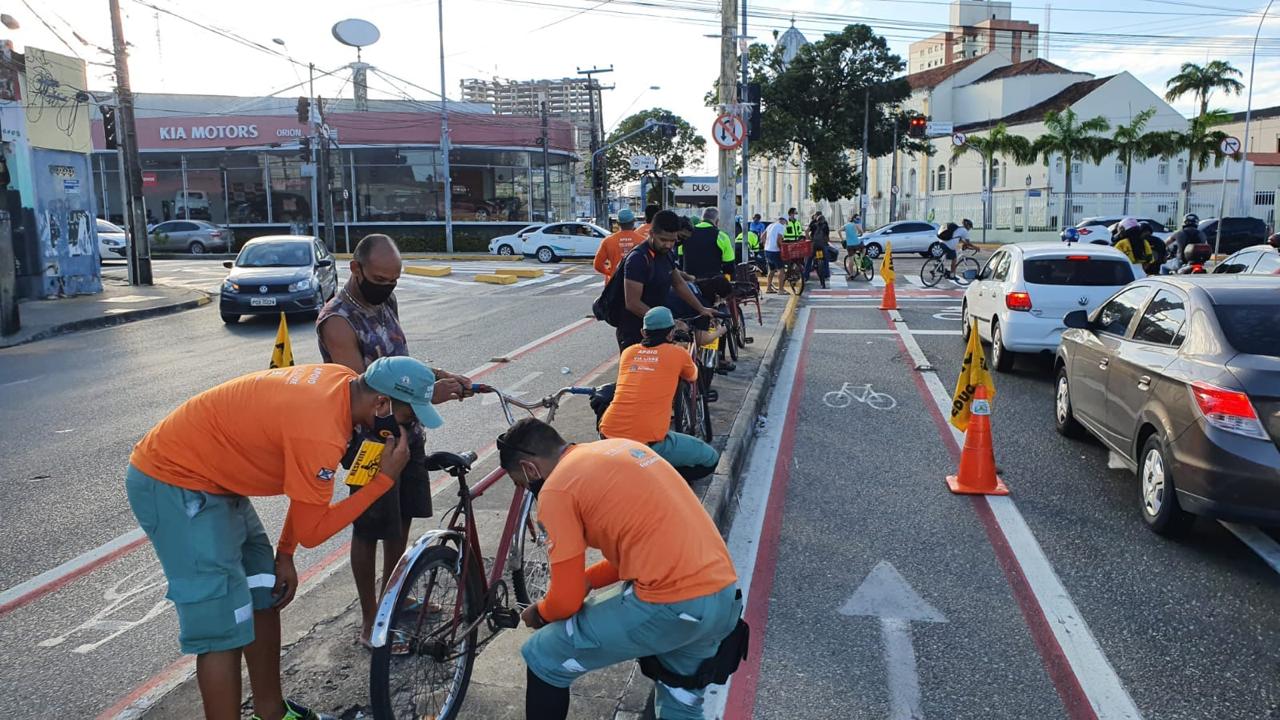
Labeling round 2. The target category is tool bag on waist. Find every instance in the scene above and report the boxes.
[638,613,750,690]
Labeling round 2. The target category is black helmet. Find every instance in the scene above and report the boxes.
[1183,213,1199,227]
[961,218,973,228]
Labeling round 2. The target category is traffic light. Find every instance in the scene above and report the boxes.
[296,96,311,124]
[660,113,678,138]
[743,82,761,141]
[299,136,312,160]
[101,106,118,150]
[907,116,927,139]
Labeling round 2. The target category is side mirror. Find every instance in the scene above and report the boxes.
[222,260,234,269]
[961,268,979,282]
[317,258,333,267]
[1063,310,1090,330]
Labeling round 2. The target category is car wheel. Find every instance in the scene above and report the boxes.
[497,244,515,256]
[188,241,206,254]
[991,320,1015,372]
[1054,367,1086,439]
[1138,433,1194,536]
[220,312,239,324]
[928,241,946,258]
[864,242,883,259]
[536,246,556,263]
[961,301,972,341]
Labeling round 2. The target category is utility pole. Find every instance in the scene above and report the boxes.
[717,0,738,240]
[739,0,750,260]
[318,97,337,251]
[109,0,151,285]
[308,64,320,239]
[438,0,454,251]
[540,98,551,222]
[578,66,613,226]
[861,88,871,221]
[889,113,899,221]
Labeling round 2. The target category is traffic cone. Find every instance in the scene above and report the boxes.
[879,280,898,310]
[945,385,1008,495]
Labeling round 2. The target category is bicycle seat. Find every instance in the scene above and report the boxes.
[425,450,477,475]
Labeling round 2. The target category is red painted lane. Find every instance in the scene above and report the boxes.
[0,535,148,616]
[724,318,816,719]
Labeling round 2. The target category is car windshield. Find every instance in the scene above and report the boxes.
[236,243,311,267]
[1214,303,1280,357]
[97,220,124,233]
[1023,258,1135,286]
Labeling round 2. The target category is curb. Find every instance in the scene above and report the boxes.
[701,292,801,530]
[0,294,212,349]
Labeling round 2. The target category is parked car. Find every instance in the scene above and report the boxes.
[219,235,339,324]
[489,224,544,256]
[1213,244,1280,275]
[962,242,1139,372]
[1198,217,1270,256]
[858,221,940,259]
[149,220,230,254]
[1069,216,1172,245]
[96,218,127,261]
[1054,275,1280,535]
[520,222,609,263]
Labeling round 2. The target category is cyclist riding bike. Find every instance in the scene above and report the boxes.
[841,212,865,276]
[597,306,720,481]
[940,218,978,278]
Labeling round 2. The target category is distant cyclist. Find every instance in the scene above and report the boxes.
[939,218,977,279]
[841,212,865,276]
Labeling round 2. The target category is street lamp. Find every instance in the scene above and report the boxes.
[1238,0,1275,215]
[1,14,19,30]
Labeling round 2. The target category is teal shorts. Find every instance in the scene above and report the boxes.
[125,465,276,655]
[523,583,741,720]
[650,431,719,471]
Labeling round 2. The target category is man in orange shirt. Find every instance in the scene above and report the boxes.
[599,306,719,480]
[634,202,660,240]
[497,418,742,720]
[593,207,643,282]
[125,357,443,720]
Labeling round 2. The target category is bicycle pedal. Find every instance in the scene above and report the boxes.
[490,608,520,629]
[704,389,719,402]
[744,337,754,345]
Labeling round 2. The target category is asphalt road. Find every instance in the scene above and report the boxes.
[0,258,619,716]
[721,258,1280,720]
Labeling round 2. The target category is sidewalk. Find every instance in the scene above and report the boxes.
[0,276,211,349]
[139,293,799,720]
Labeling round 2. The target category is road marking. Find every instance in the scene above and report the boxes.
[814,328,960,336]
[545,274,596,289]
[481,371,542,405]
[885,308,1142,720]
[398,273,472,286]
[463,317,595,379]
[1220,522,1280,575]
[0,375,40,388]
[823,382,897,410]
[839,561,948,720]
[0,529,147,616]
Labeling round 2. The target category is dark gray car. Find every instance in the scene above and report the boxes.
[1054,276,1280,535]
[220,235,339,324]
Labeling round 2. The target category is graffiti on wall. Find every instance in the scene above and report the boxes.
[22,48,92,154]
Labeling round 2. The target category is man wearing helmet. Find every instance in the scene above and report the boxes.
[1114,218,1155,267]
[1166,214,1206,271]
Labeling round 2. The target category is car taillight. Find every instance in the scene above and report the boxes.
[1078,228,1091,235]
[1190,382,1268,439]
[211,231,224,238]
[1005,291,1033,311]
[1066,255,1090,261]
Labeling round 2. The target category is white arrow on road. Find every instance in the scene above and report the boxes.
[839,561,948,720]
[481,371,542,405]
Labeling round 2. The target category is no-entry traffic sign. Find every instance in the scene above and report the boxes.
[1221,136,1241,156]
[712,114,745,150]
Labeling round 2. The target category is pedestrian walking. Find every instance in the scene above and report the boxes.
[594,208,644,282]
[762,215,787,294]
[617,210,714,350]
[125,357,443,720]
[315,233,474,649]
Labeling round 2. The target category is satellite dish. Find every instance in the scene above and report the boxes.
[332,19,380,48]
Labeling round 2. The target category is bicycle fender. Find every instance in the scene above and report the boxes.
[370,528,465,648]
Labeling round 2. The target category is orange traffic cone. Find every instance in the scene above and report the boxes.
[945,385,1009,495]
[879,281,898,310]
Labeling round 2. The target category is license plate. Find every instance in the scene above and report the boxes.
[250,297,277,307]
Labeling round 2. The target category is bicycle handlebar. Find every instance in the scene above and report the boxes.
[471,383,595,411]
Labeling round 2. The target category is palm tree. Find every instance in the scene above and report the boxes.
[1107,107,1163,214]
[951,123,1032,241]
[1032,109,1110,226]
[1151,110,1234,218]
[1165,61,1244,120]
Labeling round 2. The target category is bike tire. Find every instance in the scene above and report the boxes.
[953,257,981,287]
[510,495,550,608]
[867,392,897,411]
[787,264,805,295]
[920,259,945,288]
[731,304,747,354]
[823,391,852,408]
[370,544,482,720]
[861,258,874,281]
[697,386,714,441]
[673,381,696,436]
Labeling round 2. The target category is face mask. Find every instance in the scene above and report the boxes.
[356,265,396,305]
[373,401,402,440]
[520,461,546,497]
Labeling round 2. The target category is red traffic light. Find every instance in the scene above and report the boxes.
[908,117,928,138]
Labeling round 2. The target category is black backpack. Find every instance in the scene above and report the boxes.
[591,246,654,327]
[937,222,959,241]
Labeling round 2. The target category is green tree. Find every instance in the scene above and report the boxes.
[601,108,705,196]
[1151,110,1234,217]
[1105,107,1165,214]
[951,123,1033,235]
[1031,109,1110,226]
[1165,61,1244,120]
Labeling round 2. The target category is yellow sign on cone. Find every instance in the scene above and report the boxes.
[880,241,896,284]
[269,312,294,369]
[949,319,996,431]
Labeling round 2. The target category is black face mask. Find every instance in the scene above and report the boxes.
[356,266,396,305]
[373,407,402,440]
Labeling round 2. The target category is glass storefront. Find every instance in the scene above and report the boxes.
[93,145,574,228]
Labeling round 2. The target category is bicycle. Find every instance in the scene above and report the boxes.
[368,384,594,720]
[671,313,725,443]
[843,246,874,281]
[823,382,897,411]
[724,279,762,362]
[921,246,981,288]
[779,240,810,295]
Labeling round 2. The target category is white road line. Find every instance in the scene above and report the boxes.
[0,375,41,388]
[1220,521,1280,575]
[0,529,146,612]
[887,309,1142,720]
[400,274,473,286]
[545,274,595,289]
[814,328,960,336]
[870,275,886,287]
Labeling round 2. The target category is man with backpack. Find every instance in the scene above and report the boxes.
[807,211,833,289]
[682,207,736,280]
[938,218,977,279]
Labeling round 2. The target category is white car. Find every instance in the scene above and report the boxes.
[97,219,127,261]
[520,221,609,263]
[489,224,544,256]
[1070,216,1172,245]
[961,243,1140,372]
[858,220,942,259]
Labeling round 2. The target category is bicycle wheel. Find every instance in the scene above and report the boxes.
[866,392,897,411]
[696,385,714,441]
[672,381,696,436]
[823,391,852,408]
[920,259,946,288]
[786,263,806,295]
[731,304,747,352]
[861,256,874,281]
[953,257,981,287]
[370,544,482,720]
[510,494,550,608]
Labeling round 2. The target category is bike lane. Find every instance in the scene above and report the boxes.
[720,303,1133,719]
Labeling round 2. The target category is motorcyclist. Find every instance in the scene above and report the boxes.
[1165,214,1206,272]
[1113,218,1154,268]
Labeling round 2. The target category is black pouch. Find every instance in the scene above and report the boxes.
[638,616,750,690]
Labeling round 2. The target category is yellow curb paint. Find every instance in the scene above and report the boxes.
[404,265,452,277]
[475,273,519,285]
[781,292,800,331]
[493,267,544,278]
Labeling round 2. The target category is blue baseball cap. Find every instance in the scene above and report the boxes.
[618,208,636,224]
[362,356,444,429]
[643,306,675,331]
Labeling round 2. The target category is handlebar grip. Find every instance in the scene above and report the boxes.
[568,386,595,395]
[471,383,495,394]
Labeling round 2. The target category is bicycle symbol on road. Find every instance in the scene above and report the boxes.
[823,383,897,411]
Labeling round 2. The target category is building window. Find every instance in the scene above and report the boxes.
[1158,159,1169,184]
[937,164,948,191]
[1115,162,1125,184]
[770,166,777,202]
[1071,161,1082,177]
[989,158,1001,189]
[1055,156,1063,174]
[1176,158,1185,178]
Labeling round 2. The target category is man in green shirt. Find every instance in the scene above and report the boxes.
[682,207,736,279]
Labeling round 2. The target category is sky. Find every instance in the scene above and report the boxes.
[10,0,1280,171]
